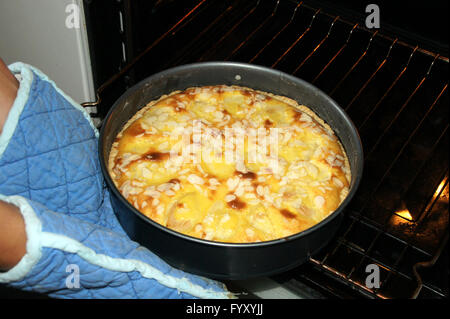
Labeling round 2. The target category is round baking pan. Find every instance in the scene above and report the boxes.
[99,62,363,280]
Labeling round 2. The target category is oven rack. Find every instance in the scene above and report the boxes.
[83,0,449,299]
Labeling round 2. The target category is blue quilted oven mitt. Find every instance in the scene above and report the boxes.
[0,62,231,299]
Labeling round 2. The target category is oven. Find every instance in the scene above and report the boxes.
[79,0,448,299]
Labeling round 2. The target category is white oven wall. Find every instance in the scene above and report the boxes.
[0,0,95,107]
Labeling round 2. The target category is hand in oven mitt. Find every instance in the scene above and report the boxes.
[0,62,230,299]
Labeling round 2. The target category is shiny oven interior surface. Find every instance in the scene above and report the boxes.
[81,0,448,299]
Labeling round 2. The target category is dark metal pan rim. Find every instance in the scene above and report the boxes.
[99,61,363,248]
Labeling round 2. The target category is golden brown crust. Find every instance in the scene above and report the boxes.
[108,85,351,243]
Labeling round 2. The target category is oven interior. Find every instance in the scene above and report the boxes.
[80,0,449,299]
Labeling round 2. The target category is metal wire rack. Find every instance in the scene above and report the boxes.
[83,0,448,298]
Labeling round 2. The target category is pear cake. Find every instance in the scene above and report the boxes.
[108,85,351,243]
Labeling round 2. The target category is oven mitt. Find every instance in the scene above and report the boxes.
[0,62,231,299]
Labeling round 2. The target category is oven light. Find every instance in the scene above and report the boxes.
[394,209,413,221]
